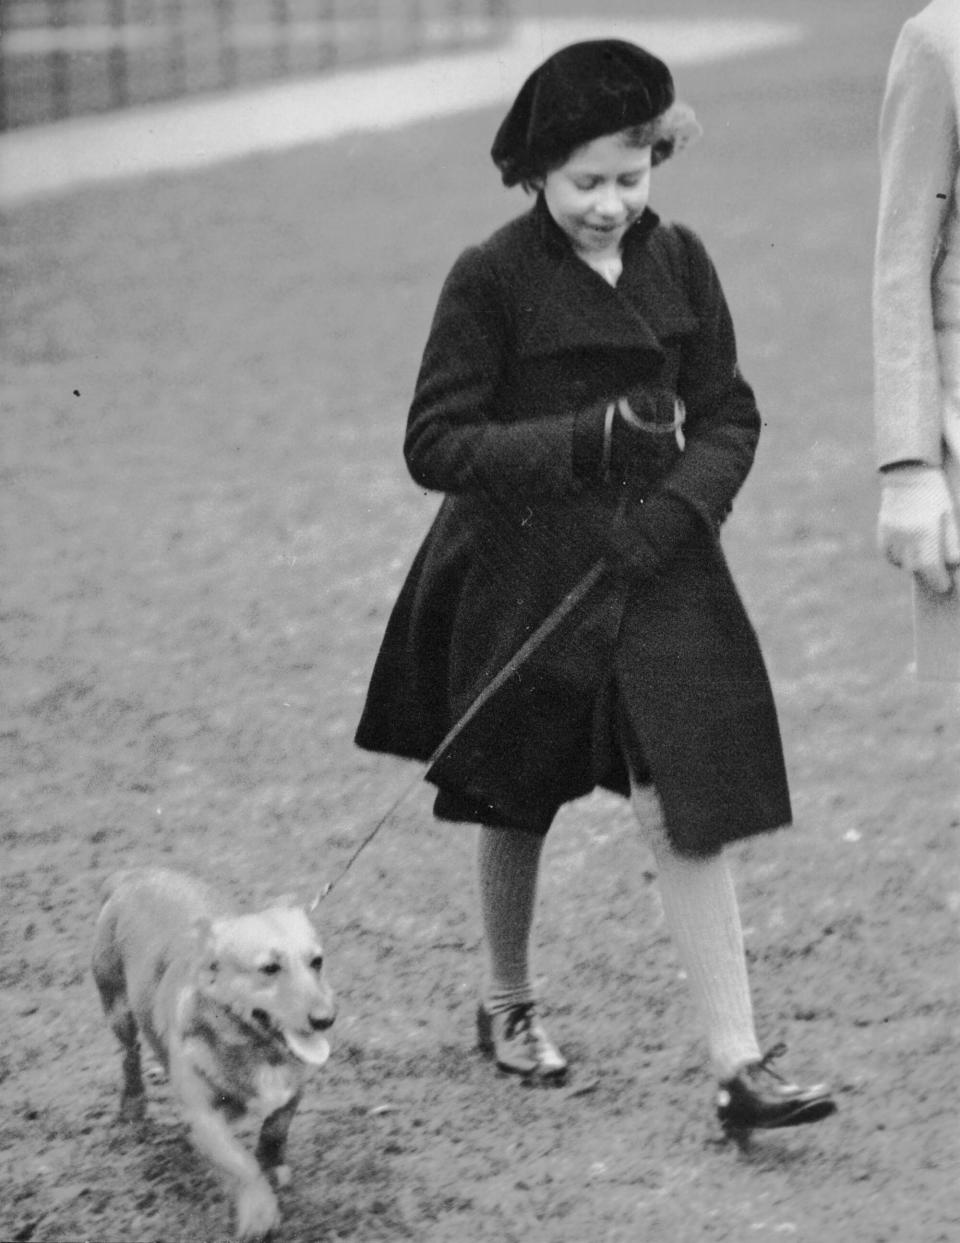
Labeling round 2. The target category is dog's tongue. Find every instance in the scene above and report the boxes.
[284,1030,331,1066]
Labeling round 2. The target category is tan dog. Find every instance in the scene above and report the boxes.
[92,867,336,1241]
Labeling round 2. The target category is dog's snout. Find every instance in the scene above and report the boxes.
[251,1008,271,1030]
[309,1012,335,1032]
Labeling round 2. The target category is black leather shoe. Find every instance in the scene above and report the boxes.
[476,1002,568,1082]
[717,1043,837,1134]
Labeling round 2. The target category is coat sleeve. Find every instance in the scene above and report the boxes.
[873,19,956,469]
[654,224,761,531]
[404,245,580,499]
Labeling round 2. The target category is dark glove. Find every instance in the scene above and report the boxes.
[603,490,700,580]
[573,388,683,482]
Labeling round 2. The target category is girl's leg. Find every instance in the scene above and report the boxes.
[629,782,761,1080]
[630,780,837,1131]
[475,825,567,1080]
[476,824,543,1015]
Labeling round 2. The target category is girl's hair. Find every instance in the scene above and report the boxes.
[518,103,702,193]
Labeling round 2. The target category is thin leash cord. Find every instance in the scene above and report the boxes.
[318,767,425,901]
[318,559,609,903]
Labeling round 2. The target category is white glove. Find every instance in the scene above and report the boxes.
[878,464,960,594]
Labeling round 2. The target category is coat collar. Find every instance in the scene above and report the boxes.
[512,195,696,359]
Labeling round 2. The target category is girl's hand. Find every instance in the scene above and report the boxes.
[573,388,681,482]
[603,490,700,580]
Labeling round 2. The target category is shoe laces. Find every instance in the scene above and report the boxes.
[503,1002,537,1041]
[753,1041,789,1082]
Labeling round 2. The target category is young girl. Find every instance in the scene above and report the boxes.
[356,39,837,1135]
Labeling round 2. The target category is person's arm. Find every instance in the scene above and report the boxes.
[874,21,954,468]
[659,225,761,528]
[933,192,960,481]
[874,21,960,592]
[404,246,582,499]
[579,227,761,579]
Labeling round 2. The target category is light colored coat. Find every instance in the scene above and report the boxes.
[874,0,960,473]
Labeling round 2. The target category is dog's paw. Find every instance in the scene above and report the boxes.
[234,1177,280,1242]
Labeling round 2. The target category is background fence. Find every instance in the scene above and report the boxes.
[0,0,511,130]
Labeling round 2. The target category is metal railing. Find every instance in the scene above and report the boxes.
[0,0,510,130]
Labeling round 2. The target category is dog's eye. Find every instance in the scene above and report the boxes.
[310,955,324,973]
[259,962,282,976]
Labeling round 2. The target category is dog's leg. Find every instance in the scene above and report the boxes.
[176,1065,280,1243]
[255,1091,302,1188]
[112,1009,148,1121]
[187,1108,279,1241]
[92,938,147,1121]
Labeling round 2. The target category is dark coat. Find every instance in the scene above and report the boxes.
[355,198,791,855]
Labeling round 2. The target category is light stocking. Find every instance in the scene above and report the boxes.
[632,787,762,1079]
[476,825,544,1015]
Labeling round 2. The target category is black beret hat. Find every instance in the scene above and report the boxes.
[491,39,699,187]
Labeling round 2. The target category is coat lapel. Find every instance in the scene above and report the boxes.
[514,199,697,361]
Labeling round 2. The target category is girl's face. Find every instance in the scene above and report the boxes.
[540,132,652,255]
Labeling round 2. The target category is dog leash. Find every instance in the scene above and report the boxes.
[319,559,608,901]
[318,767,424,900]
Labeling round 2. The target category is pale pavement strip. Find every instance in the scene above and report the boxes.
[0,17,803,205]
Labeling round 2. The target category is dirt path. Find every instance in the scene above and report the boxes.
[3,2,957,1240]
